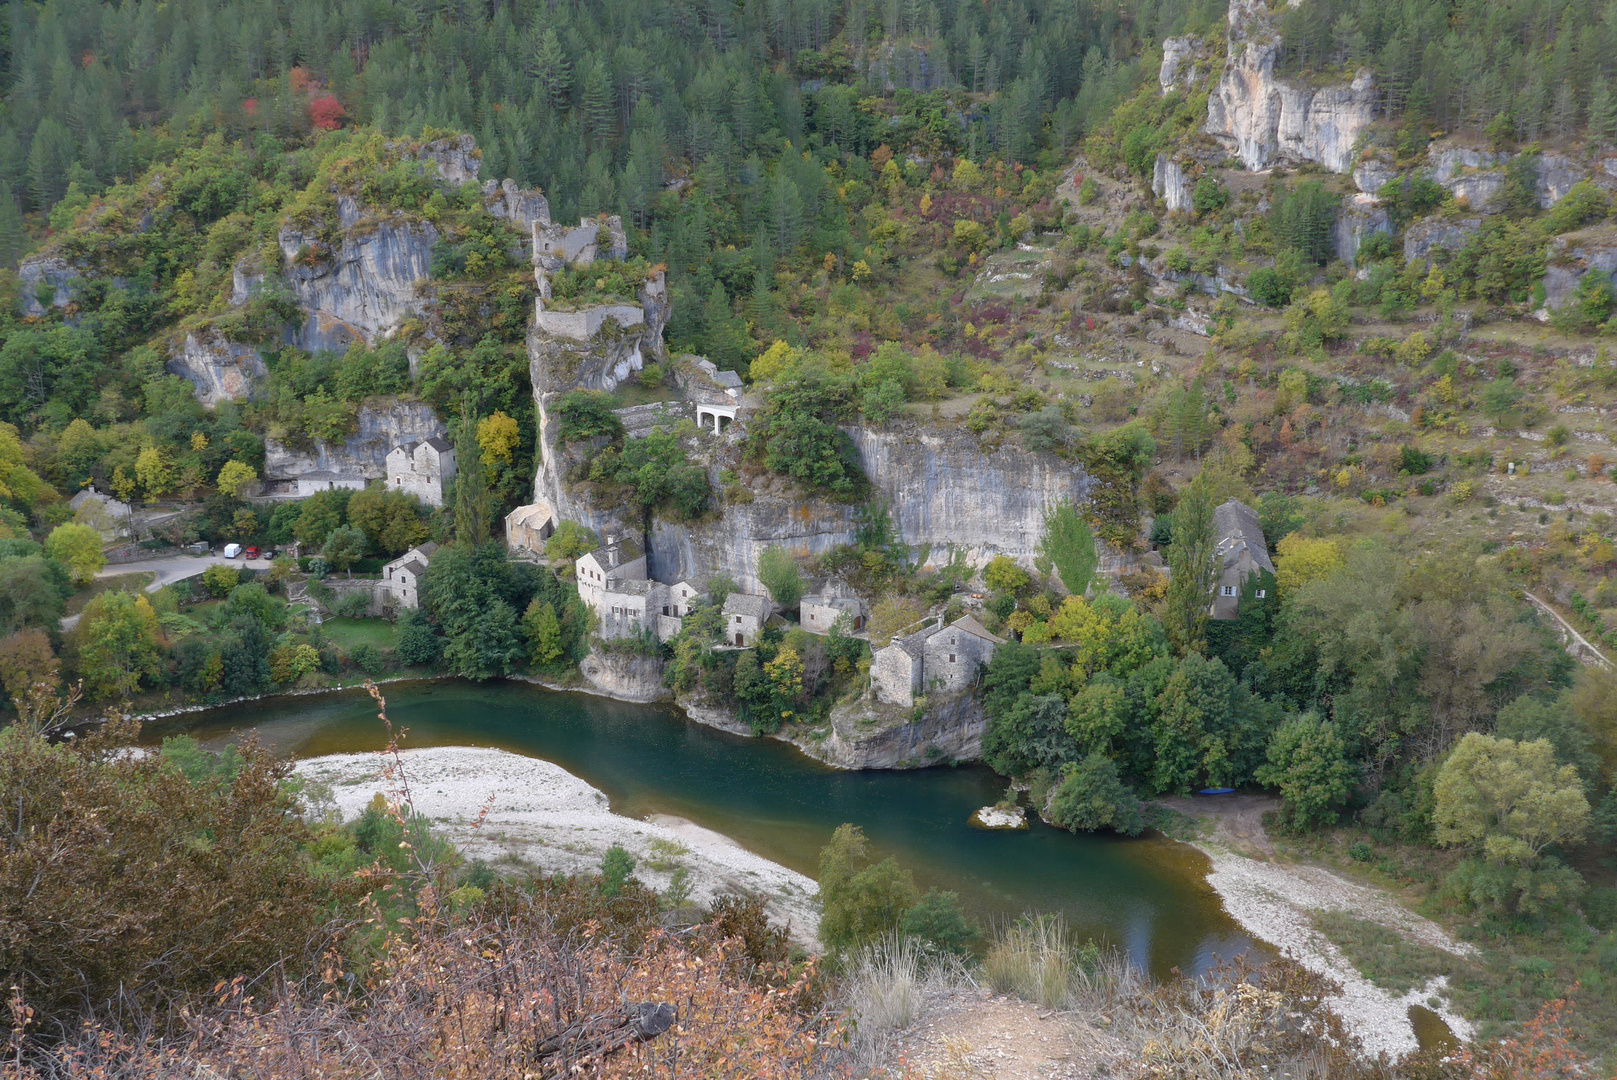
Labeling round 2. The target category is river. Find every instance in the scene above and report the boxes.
[155,678,1264,980]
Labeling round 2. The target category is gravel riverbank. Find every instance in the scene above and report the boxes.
[295,745,821,949]
[1197,845,1477,1059]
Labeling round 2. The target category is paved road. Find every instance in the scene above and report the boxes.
[61,553,282,631]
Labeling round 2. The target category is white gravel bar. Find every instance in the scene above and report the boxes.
[296,745,820,949]
[1199,846,1477,1060]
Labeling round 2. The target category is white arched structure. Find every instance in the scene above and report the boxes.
[696,403,739,434]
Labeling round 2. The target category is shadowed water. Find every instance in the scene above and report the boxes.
[156,678,1265,980]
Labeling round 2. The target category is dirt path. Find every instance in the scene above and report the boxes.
[1155,793,1277,856]
[886,986,1125,1080]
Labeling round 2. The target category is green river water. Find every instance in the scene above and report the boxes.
[156,678,1264,980]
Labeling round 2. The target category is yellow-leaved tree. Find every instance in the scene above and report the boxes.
[215,460,258,497]
[1274,534,1345,595]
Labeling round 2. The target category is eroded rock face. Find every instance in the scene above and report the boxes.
[1202,0,1375,174]
[1543,238,1617,310]
[1334,193,1392,266]
[790,690,987,769]
[264,400,445,480]
[579,649,671,702]
[1404,218,1482,263]
[17,256,79,316]
[1160,36,1198,92]
[485,178,551,231]
[1536,154,1588,209]
[278,214,437,352]
[1153,154,1195,213]
[166,332,269,406]
[1353,157,1398,195]
[416,134,481,186]
[1427,145,1507,212]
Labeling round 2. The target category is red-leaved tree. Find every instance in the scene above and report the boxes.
[308,96,343,130]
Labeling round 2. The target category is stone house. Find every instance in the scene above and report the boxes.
[871,615,1005,705]
[386,436,457,508]
[801,594,866,635]
[505,501,556,555]
[721,592,772,648]
[576,538,653,640]
[376,541,438,612]
[655,579,709,641]
[1210,499,1275,620]
[297,469,366,496]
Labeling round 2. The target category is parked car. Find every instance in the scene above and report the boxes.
[185,541,209,556]
[245,546,260,559]
[222,543,242,559]
[260,548,278,562]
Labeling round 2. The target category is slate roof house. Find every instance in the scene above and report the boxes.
[721,592,772,647]
[376,541,439,611]
[1210,499,1275,620]
[870,614,1005,705]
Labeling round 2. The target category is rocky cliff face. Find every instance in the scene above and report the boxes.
[1542,234,1617,310]
[788,690,987,769]
[1153,154,1195,213]
[264,400,445,480]
[17,256,80,317]
[278,212,437,354]
[1201,0,1375,174]
[167,332,269,406]
[1334,194,1393,266]
[579,649,671,703]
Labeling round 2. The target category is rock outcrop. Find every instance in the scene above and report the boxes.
[1404,217,1482,264]
[1152,154,1195,213]
[1159,37,1200,92]
[278,212,437,353]
[789,690,987,769]
[485,178,551,232]
[17,256,80,316]
[1426,144,1507,211]
[166,332,269,406]
[416,134,481,186]
[579,649,671,703]
[1334,193,1393,266]
[1202,0,1375,174]
[1542,234,1617,310]
[264,399,445,480]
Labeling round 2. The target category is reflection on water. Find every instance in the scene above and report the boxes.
[155,679,1267,980]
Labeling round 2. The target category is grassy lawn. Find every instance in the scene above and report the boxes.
[66,572,155,617]
[321,617,399,651]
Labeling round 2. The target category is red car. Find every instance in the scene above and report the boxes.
[244,546,260,560]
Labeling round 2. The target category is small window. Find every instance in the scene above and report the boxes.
[949,654,957,663]
[735,615,741,623]
[1256,589,1267,598]
[1221,586,1236,597]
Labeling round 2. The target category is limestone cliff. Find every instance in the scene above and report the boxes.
[264,400,445,480]
[1201,0,1375,174]
[167,332,269,407]
[579,649,671,703]
[1152,154,1195,213]
[278,209,437,354]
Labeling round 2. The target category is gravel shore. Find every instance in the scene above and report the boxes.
[295,746,821,949]
[1198,845,1477,1059]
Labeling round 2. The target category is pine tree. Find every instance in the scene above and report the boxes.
[454,409,490,547]
[580,58,614,148]
[1589,76,1617,145]
[0,183,26,270]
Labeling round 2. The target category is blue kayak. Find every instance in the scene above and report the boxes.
[1197,787,1236,795]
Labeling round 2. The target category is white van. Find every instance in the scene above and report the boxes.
[222,543,242,559]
